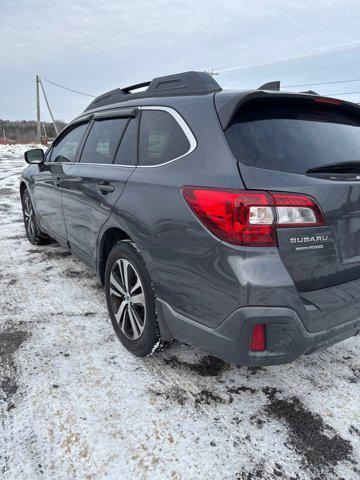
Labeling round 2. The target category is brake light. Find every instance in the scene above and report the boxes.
[182,188,276,246]
[182,187,325,247]
[314,97,342,105]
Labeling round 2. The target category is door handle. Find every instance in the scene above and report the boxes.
[97,182,114,194]
[54,176,62,187]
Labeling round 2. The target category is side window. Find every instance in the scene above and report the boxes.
[50,123,88,163]
[114,119,137,165]
[80,118,128,164]
[139,110,190,166]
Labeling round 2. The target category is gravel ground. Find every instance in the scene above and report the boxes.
[0,145,359,480]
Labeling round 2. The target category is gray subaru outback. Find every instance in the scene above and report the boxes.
[21,71,360,365]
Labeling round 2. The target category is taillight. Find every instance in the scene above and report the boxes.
[182,187,325,247]
[272,192,325,228]
[182,188,276,246]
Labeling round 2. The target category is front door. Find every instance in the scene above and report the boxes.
[62,114,138,259]
[33,122,89,241]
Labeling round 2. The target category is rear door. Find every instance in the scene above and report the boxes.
[62,110,138,259]
[224,97,360,291]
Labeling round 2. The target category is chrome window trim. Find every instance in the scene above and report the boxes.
[70,162,135,168]
[59,106,197,168]
[43,162,134,169]
[137,106,197,168]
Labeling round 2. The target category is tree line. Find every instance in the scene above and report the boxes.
[0,119,67,143]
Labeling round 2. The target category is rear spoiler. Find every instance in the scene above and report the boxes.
[214,90,360,130]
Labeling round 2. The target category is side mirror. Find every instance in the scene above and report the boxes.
[24,148,44,164]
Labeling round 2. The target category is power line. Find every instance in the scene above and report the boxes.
[216,43,360,73]
[328,91,360,96]
[283,78,360,88]
[40,76,96,98]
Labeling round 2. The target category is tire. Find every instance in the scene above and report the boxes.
[21,189,52,245]
[105,241,163,357]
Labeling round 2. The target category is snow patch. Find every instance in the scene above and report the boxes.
[0,143,45,159]
[0,148,359,480]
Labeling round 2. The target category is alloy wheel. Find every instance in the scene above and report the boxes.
[24,195,36,238]
[109,258,146,340]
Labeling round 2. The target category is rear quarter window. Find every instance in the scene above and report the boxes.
[139,110,190,166]
[225,99,360,174]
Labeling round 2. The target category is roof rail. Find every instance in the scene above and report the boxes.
[300,89,320,95]
[84,71,222,111]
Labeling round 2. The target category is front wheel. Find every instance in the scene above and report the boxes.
[21,189,52,245]
[105,241,163,357]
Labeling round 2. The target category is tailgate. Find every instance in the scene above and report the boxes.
[242,168,360,291]
[222,95,360,291]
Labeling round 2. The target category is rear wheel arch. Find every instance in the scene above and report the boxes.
[98,227,132,284]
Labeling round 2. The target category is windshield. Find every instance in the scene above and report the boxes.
[225,98,360,174]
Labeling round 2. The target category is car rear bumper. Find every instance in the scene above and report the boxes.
[156,299,360,366]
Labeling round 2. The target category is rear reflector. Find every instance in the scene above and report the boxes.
[250,324,266,352]
[182,187,325,247]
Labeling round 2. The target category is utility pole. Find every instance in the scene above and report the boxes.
[42,122,48,141]
[36,75,41,144]
[39,78,59,136]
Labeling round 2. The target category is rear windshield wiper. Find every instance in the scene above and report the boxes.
[306,161,360,174]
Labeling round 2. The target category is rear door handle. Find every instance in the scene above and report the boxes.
[54,176,62,187]
[97,182,114,194]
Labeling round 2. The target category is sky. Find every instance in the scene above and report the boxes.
[1,0,360,122]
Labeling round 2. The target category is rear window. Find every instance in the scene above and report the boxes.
[225,99,360,174]
[80,118,128,164]
[114,119,137,166]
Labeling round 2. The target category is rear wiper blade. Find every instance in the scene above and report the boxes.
[306,161,360,174]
